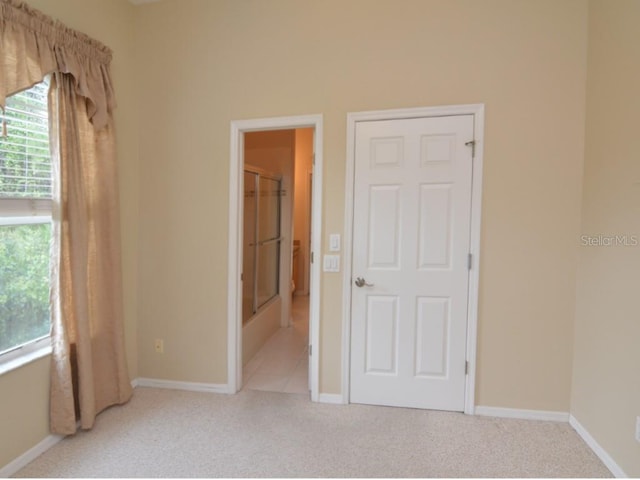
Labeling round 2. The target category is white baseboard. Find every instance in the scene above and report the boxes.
[475,405,570,422]
[0,434,64,478]
[569,415,627,478]
[134,377,229,394]
[318,393,345,405]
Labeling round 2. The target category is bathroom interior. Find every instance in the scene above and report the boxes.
[241,128,314,395]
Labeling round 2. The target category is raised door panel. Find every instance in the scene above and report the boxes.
[415,297,450,378]
[365,296,399,375]
[368,185,401,270]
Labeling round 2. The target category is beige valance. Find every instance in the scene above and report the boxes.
[0,0,115,129]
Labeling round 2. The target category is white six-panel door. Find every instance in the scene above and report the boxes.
[349,115,474,411]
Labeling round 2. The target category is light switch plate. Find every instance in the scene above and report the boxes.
[329,234,341,252]
[323,254,340,272]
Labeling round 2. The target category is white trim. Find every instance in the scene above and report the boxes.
[318,393,346,405]
[0,198,52,219]
[0,215,51,226]
[228,114,323,403]
[135,377,229,394]
[569,415,627,478]
[465,104,484,415]
[343,104,484,412]
[475,406,570,423]
[342,113,356,405]
[309,121,323,403]
[0,340,51,377]
[0,434,64,478]
[228,121,243,395]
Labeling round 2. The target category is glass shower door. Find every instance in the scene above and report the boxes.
[256,176,281,308]
[242,170,282,324]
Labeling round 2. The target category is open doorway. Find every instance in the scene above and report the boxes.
[241,129,312,394]
[227,115,322,401]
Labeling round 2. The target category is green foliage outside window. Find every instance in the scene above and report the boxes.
[0,223,51,353]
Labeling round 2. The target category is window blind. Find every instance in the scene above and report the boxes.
[0,80,51,200]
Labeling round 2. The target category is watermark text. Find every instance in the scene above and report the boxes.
[580,234,638,247]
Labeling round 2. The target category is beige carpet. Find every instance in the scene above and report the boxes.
[14,387,611,478]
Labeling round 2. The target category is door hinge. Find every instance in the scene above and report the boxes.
[465,140,476,158]
[467,253,472,270]
[465,361,469,375]
[311,251,314,263]
[309,345,312,356]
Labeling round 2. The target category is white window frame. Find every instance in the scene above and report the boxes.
[0,335,51,375]
[0,87,54,374]
[0,209,53,374]
[0,221,51,375]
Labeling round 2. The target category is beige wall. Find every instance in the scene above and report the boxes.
[0,0,138,469]
[571,0,640,475]
[135,0,588,410]
[245,130,295,176]
[0,357,50,469]
[293,128,314,295]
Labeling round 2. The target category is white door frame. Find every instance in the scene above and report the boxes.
[227,114,323,401]
[342,104,484,414]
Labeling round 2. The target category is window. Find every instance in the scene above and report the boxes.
[0,79,52,365]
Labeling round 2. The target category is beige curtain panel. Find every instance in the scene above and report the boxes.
[0,0,115,129]
[0,0,132,435]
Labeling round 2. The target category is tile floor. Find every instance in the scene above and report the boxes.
[243,295,309,395]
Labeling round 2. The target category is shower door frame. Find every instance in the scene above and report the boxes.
[243,167,283,324]
[228,114,323,402]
